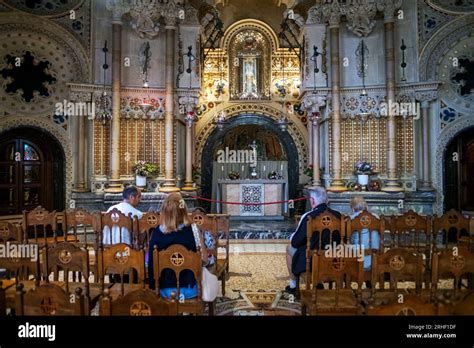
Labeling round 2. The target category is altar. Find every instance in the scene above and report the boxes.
[216,179,288,219]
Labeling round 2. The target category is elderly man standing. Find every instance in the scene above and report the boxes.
[285,187,341,295]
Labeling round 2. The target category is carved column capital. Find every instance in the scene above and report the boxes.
[161,0,181,28]
[129,0,161,39]
[322,0,342,27]
[376,0,402,23]
[340,0,377,37]
[306,5,325,25]
[415,90,438,107]
[301,93,327,112]
[106,0,130,24]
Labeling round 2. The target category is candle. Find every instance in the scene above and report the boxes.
[263,165,266,172]
[242,165,244,173]
[221,165,224,172]
[281,164,283,172]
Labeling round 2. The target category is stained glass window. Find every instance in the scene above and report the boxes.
[23,143,39,161]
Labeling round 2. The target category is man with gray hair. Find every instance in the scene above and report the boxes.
[285,187,341,294]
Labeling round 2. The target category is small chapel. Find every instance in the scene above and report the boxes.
[0,0,473,319]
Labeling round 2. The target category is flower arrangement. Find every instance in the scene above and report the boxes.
[267,171,282,180]
[354,161,374,175]
[367,180,382,192]
[132,160,158,177]
[228,170,240,180]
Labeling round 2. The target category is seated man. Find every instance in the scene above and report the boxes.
[102,185,143,246]
[285,187,341,294]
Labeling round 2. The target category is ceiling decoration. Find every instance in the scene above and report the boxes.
[2,0,84,17]
[428,0,474,14]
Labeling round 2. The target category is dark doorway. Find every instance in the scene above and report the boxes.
[0,127,65,215]
[444,126,474,212]
[200,114,300,212]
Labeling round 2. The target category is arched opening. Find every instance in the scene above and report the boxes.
[0,126,65,214]
[444,126,474,212]
[200,114,299,212]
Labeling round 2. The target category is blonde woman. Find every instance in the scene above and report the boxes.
[148,193,208,299]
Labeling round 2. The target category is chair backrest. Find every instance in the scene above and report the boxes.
[101,208,134,246]
[433,209,471,249]
[99,288,178,316]
[305,210,344,289]
[15,282,85,315]
[431,246,474,291]
[367,293,437,316]
[371,247,423,293]
[98,243,145,288]
[136,211,160,249]
[44,242,90,294]
[22,206,57,245]
[0,242,40,283]
[64,208,101,247]
[154,244,202,299]
[190,211,218,259]
[0,222,23,243]
[347,209,384,250]
[311,252,364,290]
[390,210,432,252]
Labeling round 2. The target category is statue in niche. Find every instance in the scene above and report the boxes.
[242,58,258,97]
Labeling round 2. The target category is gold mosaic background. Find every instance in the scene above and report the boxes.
[329,117,414,177]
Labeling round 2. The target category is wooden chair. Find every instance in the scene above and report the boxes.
[371,248,424,295]
[22,206,57,245]
[100,208,134,246]
[136,211,160,250]
[346,210,384,283]
[300,251,364,316]
[15,282,85,315]
[209,213,231,273]
[98,243,146,296]
[64,208,101,247]
[366,293,437,316]
[433,209,472,250]
[154,244,211,315]
[99,288,178,316]
[302,210,345,293]
[432,246,474,292]
[0,221,23,243]
[191,211,227,296]
[0,242,40,284]
[390,210,433,284]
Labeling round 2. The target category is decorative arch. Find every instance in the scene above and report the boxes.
[434,116,474,214]
[195,103,308,175]
[200,114,300,204]
[0,116,73,206]
[221,19,280,53]
[419,13,474,81]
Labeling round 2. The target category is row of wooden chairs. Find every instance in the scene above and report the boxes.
[0,241,215,316]
[299,209,474,316]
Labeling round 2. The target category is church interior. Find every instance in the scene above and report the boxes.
[1,0,474,323]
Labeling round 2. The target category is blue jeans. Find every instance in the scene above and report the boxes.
[160,284,198,300]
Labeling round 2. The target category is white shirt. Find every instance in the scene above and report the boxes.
[102,202,143,245]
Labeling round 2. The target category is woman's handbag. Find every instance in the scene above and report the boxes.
[191,223,219,302]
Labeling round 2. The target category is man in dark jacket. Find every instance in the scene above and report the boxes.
[285,187,341,294]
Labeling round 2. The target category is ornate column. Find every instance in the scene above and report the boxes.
[378,0,403,192]
[302,93,327,187]
[75,107,87,192]
[323,1,346,191]
[105,1,129,192]
[159,2,180,192]
[415,91,437,191]
[181,96,198,191]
